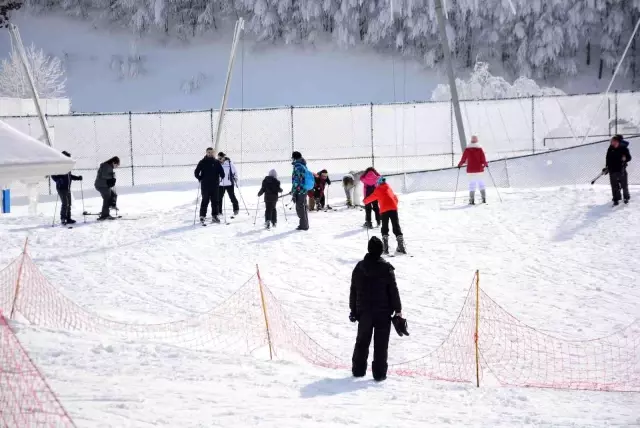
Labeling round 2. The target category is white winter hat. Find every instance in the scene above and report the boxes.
[268,169,278,178]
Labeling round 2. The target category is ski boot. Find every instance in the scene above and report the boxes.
[212,215,221,224]
[613,200,620,206]
[469,191,475,205]
[67,218,77,224]
[363,221,374,229]
[200,216,206,224]
[376,219,381,228]
[480,189,486,204]
[382,235,390,255]
[234,209,239,216]
[97,214,115,221]
[346,199,353,208]
[264,221,271,230]
[624,198,630,205]
[396,235,407,254]
[271,222,277,228]
[314,198,322,211]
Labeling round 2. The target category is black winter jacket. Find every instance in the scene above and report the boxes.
[350,253,402,317]
[194,156,225,185]
[51,172,81,191]
[606,145,632,173]
[258,176,283,203]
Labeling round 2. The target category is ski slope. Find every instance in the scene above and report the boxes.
[1,184,640,427]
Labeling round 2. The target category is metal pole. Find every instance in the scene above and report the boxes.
[615,90,618,135]
[370,102,375,167]
[290,106,295,152]
[531,96,535,154]
[474,269,480,388]
[128,112,135,186]
[213,18,245,154]
[434,0,467,151]
[8,24,53,147]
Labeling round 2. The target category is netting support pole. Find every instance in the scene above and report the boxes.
[370,102,375,167]
[531,96,535,154]
[474,269,480,388]
[128,111,135,186]
[256,264,273,360]
[10,238,29,319]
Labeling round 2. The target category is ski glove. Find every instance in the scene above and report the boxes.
[106,178,116,188]
[349,313,358,323]
[602,167,609,175]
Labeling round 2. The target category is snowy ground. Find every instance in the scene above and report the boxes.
[2,184,640,427]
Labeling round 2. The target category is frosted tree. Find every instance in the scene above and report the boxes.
[0,43,66,98]
[0,0,22,28]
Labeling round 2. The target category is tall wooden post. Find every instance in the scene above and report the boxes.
[10,238,29,319]
[474,269,480,387]
[256,264,273,360]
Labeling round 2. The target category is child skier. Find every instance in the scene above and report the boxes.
[342,173,355,207]
[258,169,283,230]
[310,169,331,210]
[360,167,381,228]
[363,177,406,255]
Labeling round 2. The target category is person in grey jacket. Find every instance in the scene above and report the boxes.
[94,156,120,220]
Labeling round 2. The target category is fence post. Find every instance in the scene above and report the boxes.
[608,96,612,136]
[474,269,480,388]
[290,106,295,153]
[256,264,273,360]
[450,99,454,166]
[370,102,375,167]
[128,112,135,186]
[614,90,618,135]
[10,238,29,319]
[531,96,535,154]
[210,108,215,145]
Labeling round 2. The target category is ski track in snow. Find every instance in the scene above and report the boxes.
[1,185,640,427]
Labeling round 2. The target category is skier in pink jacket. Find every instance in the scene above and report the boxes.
[360,167,381,229]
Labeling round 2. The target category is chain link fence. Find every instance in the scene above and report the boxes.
[2,91,639,197]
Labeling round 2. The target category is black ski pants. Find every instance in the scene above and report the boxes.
[264,200,277,224]
[219,185,240,212]
[381,210,402,237]
[609,171,630,202]
[98,188,117,217]
[352,313,392,380]
[365,201,380,223]
[200,183,220,218]
[57,187,72,221]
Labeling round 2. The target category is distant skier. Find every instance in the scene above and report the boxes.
[194,147,225,224]
[258,169,283,230]
[360,167,381,228]
[458,135,489,204]
[94,156,120,221]
[309,169,331,211]
[342,173,355,207]
[604,135,632,206]
[291,151,311,231]
[218,152,240,216]
[363,177,406,255]
[51,151,83,225]
[350,236,403,382]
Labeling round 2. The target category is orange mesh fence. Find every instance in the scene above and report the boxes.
[0,311,76,428]
[478,288,640,392]
[1,252,639,393]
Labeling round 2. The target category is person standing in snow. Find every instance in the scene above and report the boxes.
[604,135,632,206]
[360,167,381,229]
[291,151,310,231]
[350,236,403,382]
[458,135,489,205]
[51,151,83,225]
[94,156,120,221]
[194,147,225,223]
[258,169,283,230]
[363,177,406,255]
[342,173,355,207]
[310,169,331,211]
[217,152,240,216]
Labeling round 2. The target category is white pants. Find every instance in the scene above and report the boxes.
[467,172,486,192]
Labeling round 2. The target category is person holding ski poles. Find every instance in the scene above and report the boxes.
[458,135,489,205]
[51,150,83,225]
[218,151,240,216]
[604,135,632,206]
[258,169,283,230]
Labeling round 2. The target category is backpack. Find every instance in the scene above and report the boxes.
[303,167,315,191]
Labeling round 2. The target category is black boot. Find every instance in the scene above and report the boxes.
[396,235,407,254]
[363,221,373,229]
[382,235,390,255]
[469,191,475,205]
[480,189,486,204]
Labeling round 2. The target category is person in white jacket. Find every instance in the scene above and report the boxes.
[217,152,240,215]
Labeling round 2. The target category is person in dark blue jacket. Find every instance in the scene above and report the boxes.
[51,151,82,225]
[194,147,225,223]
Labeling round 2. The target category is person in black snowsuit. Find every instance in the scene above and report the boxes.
[604,135,632,206]
[195,147,225,223]
[94,156,120,220]
[258,169,283,230]
[51,151,83,225]
[349,236,403,382]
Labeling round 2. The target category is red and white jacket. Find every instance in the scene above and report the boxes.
[458,141,488,174]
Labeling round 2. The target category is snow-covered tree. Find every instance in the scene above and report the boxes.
[0,0,22,27]
[0,43,66,98]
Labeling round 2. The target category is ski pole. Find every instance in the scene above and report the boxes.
[193,182,201,225]
[253,197,260,225]
[280,193,288,222]
[486,166,503,203]
[222,192,227,224]
[80,180,86,223]
[591,170,605,185]
[453,167,461,205]
[51,193,59,227]
[235,181,250,215]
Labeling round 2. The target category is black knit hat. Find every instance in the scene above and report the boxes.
[367,236,383,258]
[292,151,302,160]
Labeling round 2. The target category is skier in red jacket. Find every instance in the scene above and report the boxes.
[363,177,406,255]
[458,135,489,204]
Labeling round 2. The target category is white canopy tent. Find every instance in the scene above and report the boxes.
[0,119,75,213]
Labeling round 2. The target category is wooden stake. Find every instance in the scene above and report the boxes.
[475,269,480,388]
[256,264,273,360]
[10,238,29,319]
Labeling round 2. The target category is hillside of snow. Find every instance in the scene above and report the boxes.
[0,13,635,114]
[1,182,640,426]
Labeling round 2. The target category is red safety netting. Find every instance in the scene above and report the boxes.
[0,311,76,428]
